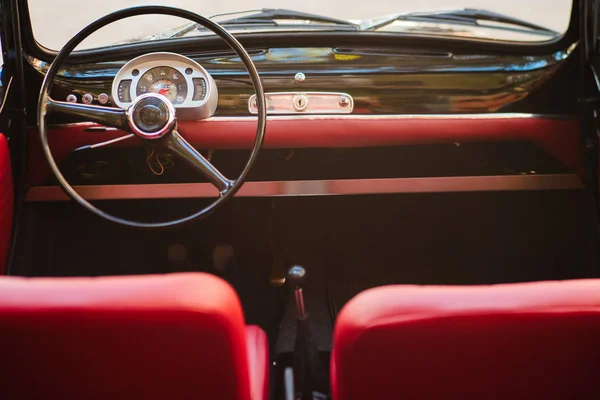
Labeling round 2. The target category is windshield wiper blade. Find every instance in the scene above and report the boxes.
[216,8,359,28]
[363,8,558,35]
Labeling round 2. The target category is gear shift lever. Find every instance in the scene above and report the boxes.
[287,266,327,399]
[288,265,307,318]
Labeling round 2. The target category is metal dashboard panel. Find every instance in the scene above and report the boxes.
[28,44,576,116]
[248,92,354,114]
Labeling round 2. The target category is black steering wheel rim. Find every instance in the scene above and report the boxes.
[37,6,267,228]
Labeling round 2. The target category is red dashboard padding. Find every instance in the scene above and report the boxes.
[331,280,600,400]
[0,273,269,400]
[0,134,13,274]
[27,117,582,184]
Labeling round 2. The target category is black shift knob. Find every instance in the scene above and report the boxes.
[287,266,306,288]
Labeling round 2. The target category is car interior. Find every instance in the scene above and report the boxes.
[0,0,600,399]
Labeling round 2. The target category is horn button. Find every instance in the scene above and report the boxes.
[127,93,175,139]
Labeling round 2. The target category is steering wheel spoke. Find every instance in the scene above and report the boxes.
[45,97,131,132]
[160,130,232,193]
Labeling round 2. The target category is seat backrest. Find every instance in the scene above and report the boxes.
[331,280,600,400]
[0,273,254,400]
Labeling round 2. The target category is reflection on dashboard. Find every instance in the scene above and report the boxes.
[37,46,573,117]
[111,52,218,120]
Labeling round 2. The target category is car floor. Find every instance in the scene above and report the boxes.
[11,191,599,356]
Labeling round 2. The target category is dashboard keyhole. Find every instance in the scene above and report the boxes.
[293,94,309,111]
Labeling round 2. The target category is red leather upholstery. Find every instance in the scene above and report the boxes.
[0,273,269,400]
[246,325,270,400]
[0,134,13,273]
[331,280,600,400]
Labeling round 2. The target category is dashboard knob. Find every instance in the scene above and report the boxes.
[66,94,77,103]
[98,93,109,105]
[287,266,306,288]
[82,93,94,105]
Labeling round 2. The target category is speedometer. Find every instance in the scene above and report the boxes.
[136,66,188,104]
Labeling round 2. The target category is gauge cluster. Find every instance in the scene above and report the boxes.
[111,52,218,120]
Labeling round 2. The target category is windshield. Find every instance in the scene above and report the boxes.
[28,0,573,50]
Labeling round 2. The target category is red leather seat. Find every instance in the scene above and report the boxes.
[0,273,269,400]
[331,280,600,400]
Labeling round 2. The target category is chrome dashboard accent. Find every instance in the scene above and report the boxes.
[25,174,583,202]
[111,52,218,120]
[203,113,571,122]
[248,92,354,114]
[41,113,575,138]
[43,113,574,130]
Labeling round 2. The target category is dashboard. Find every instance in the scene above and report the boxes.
[21,41,585,202]
[28,45,575,119]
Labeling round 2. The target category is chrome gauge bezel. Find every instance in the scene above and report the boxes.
[111,52,218,120]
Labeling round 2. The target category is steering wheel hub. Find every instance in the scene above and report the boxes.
[127,93,175,139]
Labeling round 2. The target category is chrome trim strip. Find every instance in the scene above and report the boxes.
[25,174,583,202]
[41,113,576,129]
[203,113,574,122]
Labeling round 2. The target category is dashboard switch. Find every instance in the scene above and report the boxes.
[82,93,94,105]
[98,93,109,105]
[66,94,77,103]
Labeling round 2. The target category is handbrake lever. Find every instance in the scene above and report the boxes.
[288,266,329,399]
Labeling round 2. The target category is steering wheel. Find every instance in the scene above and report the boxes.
[37,6,266,228]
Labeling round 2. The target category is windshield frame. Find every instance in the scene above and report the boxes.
[18,0,581,63]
